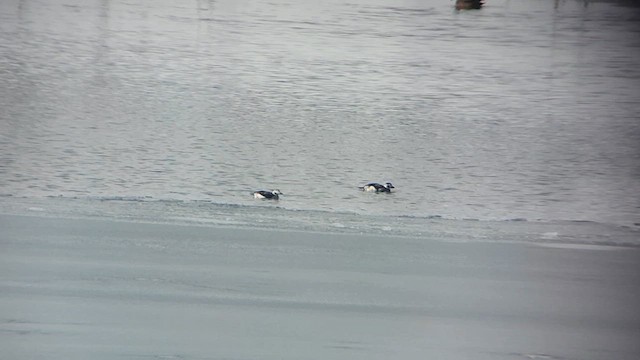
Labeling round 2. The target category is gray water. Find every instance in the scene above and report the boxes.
[1,0,640,227]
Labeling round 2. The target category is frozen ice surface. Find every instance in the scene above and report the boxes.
[1,214,639,360]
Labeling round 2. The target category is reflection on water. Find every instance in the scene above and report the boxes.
[1,0,639,225]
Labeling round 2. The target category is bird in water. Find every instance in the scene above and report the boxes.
[359,182,395,193]
[455,0,484,10]
[252,189,283,200]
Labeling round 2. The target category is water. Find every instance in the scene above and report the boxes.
[1,0,639,241]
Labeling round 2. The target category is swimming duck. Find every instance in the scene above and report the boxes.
[359,182,395,193]
[455,0,484,10]
[252,189,283,200]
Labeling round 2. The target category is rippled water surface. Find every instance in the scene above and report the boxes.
[1,0,639,226]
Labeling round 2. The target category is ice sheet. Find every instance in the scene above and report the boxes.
[1,215,639,359]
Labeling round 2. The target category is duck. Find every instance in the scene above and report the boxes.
[252,189,283,200]
[455,0,484,10]
[359,182,395,193]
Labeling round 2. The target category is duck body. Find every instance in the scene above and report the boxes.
[252,189,282,200]
[360,182,395,193]
[455,0,484,10]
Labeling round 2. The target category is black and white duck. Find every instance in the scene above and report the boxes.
[359,182,395,193]
[252,189,283,200]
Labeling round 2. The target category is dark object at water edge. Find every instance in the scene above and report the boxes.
[455,0,484,10]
